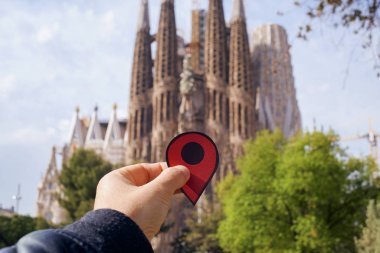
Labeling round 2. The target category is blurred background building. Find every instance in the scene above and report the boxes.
[37,0,301,251]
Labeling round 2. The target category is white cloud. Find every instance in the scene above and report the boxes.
[0,75,16,100]
[36,23,60,44]
[0,122,71,146]
[57,119,71,142]
[1,127,49,144]
[100,11,116,35]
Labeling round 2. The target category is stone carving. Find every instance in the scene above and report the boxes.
[179,54,205,132]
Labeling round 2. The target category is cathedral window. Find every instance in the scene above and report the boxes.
[212,90,217,120]
[231,101,235,133]
[140,108,145,137]
[147,105,152,133]
[134,110,138,140]
[154,97,158,127]
[172,93,177,115]
[238,104,242,135]
[160,93,164,123]
[219,93,223,123]
[226,98,230,130]
[128,113,133,143]
[166,91,171,121]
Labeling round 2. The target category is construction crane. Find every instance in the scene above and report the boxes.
[12,184,22,214]
[339,119,380,164]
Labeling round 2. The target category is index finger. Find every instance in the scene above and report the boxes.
[116,162,167,186]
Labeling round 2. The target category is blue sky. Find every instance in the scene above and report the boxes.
[0,0,379,215]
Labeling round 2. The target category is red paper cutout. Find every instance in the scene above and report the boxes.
[166,132,219,205]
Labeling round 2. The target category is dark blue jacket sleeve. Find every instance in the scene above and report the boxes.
[0,209,153,253]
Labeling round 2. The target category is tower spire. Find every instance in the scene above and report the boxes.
[151,0,179,162]
[205,0,228,83]
[137,0,150,31]
[126,0,153,164]
[231,0,245,22]
[154,0,178,83]
[204,0,231,181]
[229,0,255,158]
[204,0,228,128]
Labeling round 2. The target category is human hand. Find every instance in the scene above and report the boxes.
[94,162,190,240]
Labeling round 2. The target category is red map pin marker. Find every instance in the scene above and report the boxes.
[166,132,219,205]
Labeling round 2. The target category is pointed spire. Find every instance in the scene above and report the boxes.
[231,0,246,22]
[229,0,251,92]
[127,0,154,164]
[49,146,57,168]
[228,0,255,143]
[151,0,178,161]
[104,104,122,149]
[154,0,178,82]
[205,0,228,82]
[86,105,103,142]
[130,0,153,99]
[68,106,85,147]
[137,0,150,31]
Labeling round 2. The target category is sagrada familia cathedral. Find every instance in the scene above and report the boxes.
[37,0,301,251]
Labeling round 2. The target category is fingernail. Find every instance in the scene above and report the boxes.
[174,165,190,181]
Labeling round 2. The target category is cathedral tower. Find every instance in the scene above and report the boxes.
[126,0,153,164]
[204,0,230,178]
[151,0,179,162]
[228,0,256,158]
[205,0,229,133]
[251,24,301,138]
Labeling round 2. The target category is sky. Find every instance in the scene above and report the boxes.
[0,0,379,216]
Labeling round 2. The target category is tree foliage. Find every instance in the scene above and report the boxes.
[0,215,51,249]
[297,0,379,35]
[295,0,380,77]
[356,200,380,252]
[59,149,113,221]
[218,130,379,253]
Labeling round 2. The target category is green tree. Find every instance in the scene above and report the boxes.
[356,200,380,252]
[0,215,52,249]
[218,130,379,253]
[59,149,113,221]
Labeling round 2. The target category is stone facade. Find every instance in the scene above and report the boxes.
[228,0,256,161]
[151,0,180,162]
[37,0,302,251]
[252,24,302,138]
[37,147,67,224]
[126,0,153,165]
[37,105,127,224]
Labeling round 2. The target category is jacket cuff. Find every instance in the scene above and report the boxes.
[62,209,153,253]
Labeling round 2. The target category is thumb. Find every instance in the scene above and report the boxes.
[149,165,190,195]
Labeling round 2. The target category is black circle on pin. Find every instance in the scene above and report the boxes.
[181,142,204,165]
